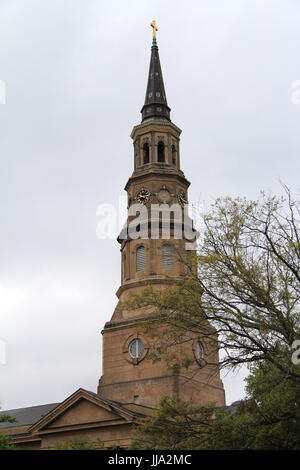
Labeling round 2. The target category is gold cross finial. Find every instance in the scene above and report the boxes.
[150,20,158,38]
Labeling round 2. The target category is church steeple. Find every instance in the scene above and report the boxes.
[98,25,225,411]
[141,28,171,122]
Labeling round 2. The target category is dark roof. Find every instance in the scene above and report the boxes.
[0,403,59,428]
[141,37,171,122]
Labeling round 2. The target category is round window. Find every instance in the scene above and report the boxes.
[195,341,203,361]
[129,338,144,359]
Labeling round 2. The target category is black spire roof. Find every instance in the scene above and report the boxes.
[141,37,171,122]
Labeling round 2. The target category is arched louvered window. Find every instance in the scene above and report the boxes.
[136,246,146,271]
[143,143,149,164]
[162,244,173,270]
[157,141,165,162]
[172,144,177,165]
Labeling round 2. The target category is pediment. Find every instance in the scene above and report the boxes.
[29,389,133,434]
[46,398,121,428]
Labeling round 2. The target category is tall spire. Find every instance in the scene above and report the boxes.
[141,22,171,122]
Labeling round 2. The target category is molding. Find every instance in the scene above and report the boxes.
[98,374,225,393]
[131,120,182,140]
[124,168,190,192]
[115,275,182,298]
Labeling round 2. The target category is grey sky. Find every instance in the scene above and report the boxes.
[0,0,299,410]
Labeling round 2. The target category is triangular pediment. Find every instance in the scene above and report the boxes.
[29,389,133,434]
[46,398,121,428]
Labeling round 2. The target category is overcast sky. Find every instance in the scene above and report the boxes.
[0,0,300,411]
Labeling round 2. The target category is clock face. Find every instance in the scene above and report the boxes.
[157,188,170,204]
[136,188,150,204]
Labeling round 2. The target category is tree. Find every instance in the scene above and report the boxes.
[0,411,16,450]
[0,414,15,425]
[240,361,300,449]
[130,396,214,450]
[131,361,300,450]
[0,434,16,450]
[124,188,300,385]
[124,188,300,448]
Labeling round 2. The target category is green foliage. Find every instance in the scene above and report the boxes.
[241,361,300,449]
[122,189,300,382]
[125,188,300,449]
[0,413,16,424]
[0,409,17,450]
[130,395,215,450]
[131,362,300,450]
[0,434,16,450]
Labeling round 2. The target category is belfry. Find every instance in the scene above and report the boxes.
[97,24,225,409]
[0,25,225,449]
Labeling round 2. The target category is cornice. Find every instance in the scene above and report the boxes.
[124,167,190,191]
[115,275,182,298]
[130,120,182,140]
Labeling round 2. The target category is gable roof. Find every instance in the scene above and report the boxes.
[0,403,59,429]
[0,388,152,435]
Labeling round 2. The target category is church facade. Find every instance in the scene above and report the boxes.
[0,28,225,450]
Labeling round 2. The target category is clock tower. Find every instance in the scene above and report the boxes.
[98,29,225,408]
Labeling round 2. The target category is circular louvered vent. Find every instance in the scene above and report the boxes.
[129,339,144,359]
